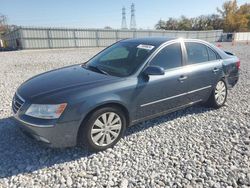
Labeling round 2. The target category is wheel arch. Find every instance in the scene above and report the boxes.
[76,101,130,144]
[219,75,229,88]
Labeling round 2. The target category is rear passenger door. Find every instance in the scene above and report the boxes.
[183,42,223,102]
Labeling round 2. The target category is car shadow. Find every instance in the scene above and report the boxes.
[0,105,214,179]
[125,104,214,136]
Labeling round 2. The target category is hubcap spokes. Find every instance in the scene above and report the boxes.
[91,112,122,146]
[215,81,226,105]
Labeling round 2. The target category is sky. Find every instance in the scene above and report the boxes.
[0,0,249,29]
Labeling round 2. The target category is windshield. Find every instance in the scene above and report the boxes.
[85,42,156,77]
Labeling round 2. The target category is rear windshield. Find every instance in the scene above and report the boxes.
[86,42,156,77]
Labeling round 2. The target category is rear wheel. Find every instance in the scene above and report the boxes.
[206,79,227,108]
[78,107,126,151]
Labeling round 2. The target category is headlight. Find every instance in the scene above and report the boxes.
[25,103,67,119]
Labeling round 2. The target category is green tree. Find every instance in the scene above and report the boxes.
[155,0,250,32]
[0,14,8,35]
[155,19,166,30]
[207,14,224,30]
[165,18,179,30]
[238,3,250,30]
[217,0,249,32]
[178,16,192,30]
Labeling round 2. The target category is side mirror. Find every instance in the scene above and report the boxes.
[143,66,165,76]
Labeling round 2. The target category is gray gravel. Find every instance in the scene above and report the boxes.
[0,44,249,188]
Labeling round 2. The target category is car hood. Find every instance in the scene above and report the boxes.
[18,65,120,101]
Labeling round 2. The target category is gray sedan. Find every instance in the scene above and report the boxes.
[12,37,240,151]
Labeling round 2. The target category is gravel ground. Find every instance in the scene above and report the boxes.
[0,43,249,188]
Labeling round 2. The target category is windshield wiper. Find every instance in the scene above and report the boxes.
[85,65,109,75]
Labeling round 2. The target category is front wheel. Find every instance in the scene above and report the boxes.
[206,79,228,108]
[78,107,126,151]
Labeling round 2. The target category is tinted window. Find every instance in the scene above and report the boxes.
[150,43,182,70]
[207,47,217,61]
[185,42,209,64]
[100,46,129,61]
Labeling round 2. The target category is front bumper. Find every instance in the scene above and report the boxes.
[13,115,79,148]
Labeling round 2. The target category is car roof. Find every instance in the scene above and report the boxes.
[121,37,176,47]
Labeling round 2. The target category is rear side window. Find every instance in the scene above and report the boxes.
[207,47,217,61]
[185,42,209,64]
[150,43,182,70]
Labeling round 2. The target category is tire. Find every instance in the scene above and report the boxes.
[206,79,228,109]
[78,106,127,151]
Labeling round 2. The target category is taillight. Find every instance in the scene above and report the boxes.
[236,60,240,69]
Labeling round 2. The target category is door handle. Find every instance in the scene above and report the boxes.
[213,68,220,73]
[178,75,188,82]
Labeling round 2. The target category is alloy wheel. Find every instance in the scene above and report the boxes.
[90,112,122,146]
[215,81,226,105]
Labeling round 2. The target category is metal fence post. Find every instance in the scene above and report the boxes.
[133,30,136,38]
[175,31,178,38]
[19,27,24,50]
[73,29,77,48]
[205,31,208,42]
[196,31,199,40]
[148,30,152,37]
[47,29,51,48]
[115,30,119,42]
[95,30,99,47]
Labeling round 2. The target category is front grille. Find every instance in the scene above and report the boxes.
[12,93,25,114]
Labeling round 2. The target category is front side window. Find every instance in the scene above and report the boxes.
[86,42,156,77]
[150,43,182,70]
[185,42,209,64]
